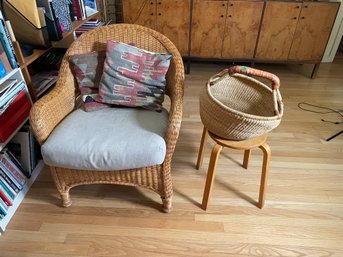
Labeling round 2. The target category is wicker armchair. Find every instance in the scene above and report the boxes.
[29,24,184,212]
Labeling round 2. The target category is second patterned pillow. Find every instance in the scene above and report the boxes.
[97,40,172,111]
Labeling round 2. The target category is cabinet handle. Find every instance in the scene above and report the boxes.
[150,1,153,4]
[293,17,297,20]
[221,15,224,18]
[222,3,225,6]
[301,17,305,19]
[158,2,161,4]
[158,13,161,16]
[296,6,300,8]
[228,15,232,18]
[151,13,154,16]
[304,5,308,8]
[230,3,233,6]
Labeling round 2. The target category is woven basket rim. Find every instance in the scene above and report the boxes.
[206,73,281,121]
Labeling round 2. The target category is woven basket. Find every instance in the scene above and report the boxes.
[199,66,284,140]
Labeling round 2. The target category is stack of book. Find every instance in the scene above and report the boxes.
[0,148,30,219]
[75,19,105,38]
[31,70,59,98]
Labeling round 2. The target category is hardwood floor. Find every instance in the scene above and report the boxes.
[1,59,342,256]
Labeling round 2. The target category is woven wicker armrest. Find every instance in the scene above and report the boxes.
[29,60,77,145]
[163,57,184,168]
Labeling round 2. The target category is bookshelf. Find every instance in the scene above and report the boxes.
[0,10,45,234]
[0,66,44,235]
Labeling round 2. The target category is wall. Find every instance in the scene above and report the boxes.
[322,0,343,62]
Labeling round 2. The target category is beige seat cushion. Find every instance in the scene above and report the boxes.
[41,107,168,170]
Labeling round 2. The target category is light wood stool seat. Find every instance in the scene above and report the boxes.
[196,127,271,210]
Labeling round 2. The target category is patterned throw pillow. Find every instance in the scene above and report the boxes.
[98,40,172,111]
[69,51,111,112]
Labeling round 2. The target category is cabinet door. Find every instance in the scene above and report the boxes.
[191,0,228,58]
[222,0,263,59]
[288,2,339,62]
[255,1,301,61]
[156,0,191,56]
[122,0,156,29]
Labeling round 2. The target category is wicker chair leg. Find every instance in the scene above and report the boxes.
[162,196,172,213]
[60,191,72,208]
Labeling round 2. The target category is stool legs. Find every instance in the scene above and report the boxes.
[202,144,223,210]
[243,149,251,169]
[196,127,209,169]
[258,143,271,209]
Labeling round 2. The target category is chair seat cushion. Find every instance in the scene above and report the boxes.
[41,107,169,170]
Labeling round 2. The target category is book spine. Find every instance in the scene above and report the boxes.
[0,197,7,216]
[0,197,8,209]
[73,0,82,20]
[0,175,17,198]
[0,157,23,190]
[0,187,12,206]
[0,153,26,187]
[0,180,15,200]
[0,19,17,69]
[6,150,30,179]
[0,168,20,193]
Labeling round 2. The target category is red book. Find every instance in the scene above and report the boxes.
[0,188,13,206]
[73,0,82,20]
[0,88,32,143]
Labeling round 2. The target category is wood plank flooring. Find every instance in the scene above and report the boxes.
[0,59,342,256]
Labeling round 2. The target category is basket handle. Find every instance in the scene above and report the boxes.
[229,66,283,118]
[228,66,280,90]
[208,69,229,86]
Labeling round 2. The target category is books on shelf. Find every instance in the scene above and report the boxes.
[75,19,106,38]
[36,0,63,41]
[0,148,30,220]
[0,146,38,220]
[31,70,58,98]
[0,79,19,114]
[7,124,41,177]
[73,0,98,21]
[0,82,32,144]
[0,19,18,70]
[0,197,8,217]
[0,150,27,189]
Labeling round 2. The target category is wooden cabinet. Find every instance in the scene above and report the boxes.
[122,0,191,56]
[156,0,191,55]
[121,0,340,77]
[191,0,263,59]
[222,0,263,59]
[191,0,227,58]
[256,1,339,62]
[288,2,339,61]
[255,1,300,60]
[122,0,155,28]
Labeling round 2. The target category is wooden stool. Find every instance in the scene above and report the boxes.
[196,127,271,210]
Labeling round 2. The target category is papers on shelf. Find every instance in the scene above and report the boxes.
[31,70,58,97]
